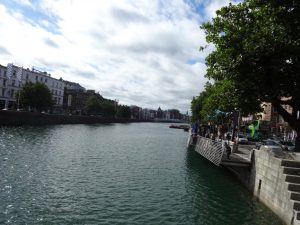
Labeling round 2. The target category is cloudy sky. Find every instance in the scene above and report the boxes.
[0,0,239,113]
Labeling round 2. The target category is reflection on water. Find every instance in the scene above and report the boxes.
[0,123,283,224]
[184,151,283,225]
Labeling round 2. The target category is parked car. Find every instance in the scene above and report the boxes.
[280,141,295,151]
[267,136,282,145]
[256,139,283,152]
[237,135,249,144]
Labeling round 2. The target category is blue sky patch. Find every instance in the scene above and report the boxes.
[0,0,61,34]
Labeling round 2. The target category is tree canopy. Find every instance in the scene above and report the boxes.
[198,0,300,150]
[191,80,237,124]
[84,96,116,117]
[117,105,131,118]
[19,82,53,112]
[84,96,102,115]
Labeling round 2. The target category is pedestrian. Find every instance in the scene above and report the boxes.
[225,142,231,159]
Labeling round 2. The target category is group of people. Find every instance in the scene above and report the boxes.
[191,122,232,140]
[190,121,232,159]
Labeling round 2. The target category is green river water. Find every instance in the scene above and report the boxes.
[0,123,283,224]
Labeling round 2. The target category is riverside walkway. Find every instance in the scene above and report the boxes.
[221,144,254,167]
[188,135,254,168]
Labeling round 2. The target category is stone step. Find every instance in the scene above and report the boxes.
[295,217,300,225]
[291,192,300,201]
[288,183,300,192]
[297,210,300,220]
[284,167,300,176]
[286,175,300,184]
[294,201,300,211]
[282,160,300,168]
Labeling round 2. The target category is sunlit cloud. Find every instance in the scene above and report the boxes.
[0,0,239,112]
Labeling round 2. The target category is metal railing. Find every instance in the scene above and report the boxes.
[191,136,225,166]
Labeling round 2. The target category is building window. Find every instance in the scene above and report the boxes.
[2,88,5,96]
[45,78,47,83]
[36,76,38,81]
[3,79,6,86]
[26,73,29,79]
[41,77,43,82]
[10,89,14,98]
[4,71,6,76]
[12,80,15,86]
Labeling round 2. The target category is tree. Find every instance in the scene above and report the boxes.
[191,82,212,122]
[191,80,236,123]
[19,82,53,112]
[101,100,116,117]
[84,96,102,115]
[118,105,131,118]
[200,79,238,121]
[201,0,300,151]
[84,97,116,117]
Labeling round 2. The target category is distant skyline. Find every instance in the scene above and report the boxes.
[0,0,240,113]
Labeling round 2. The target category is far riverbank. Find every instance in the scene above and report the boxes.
[0,110,187,126]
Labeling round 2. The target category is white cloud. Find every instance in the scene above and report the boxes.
[0,0,236,112]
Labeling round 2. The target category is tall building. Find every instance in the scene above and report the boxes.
[257,100,294,138]
[0,63,65,112]
[63,80,86,115]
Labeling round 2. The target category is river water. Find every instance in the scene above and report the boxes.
[0,123,283,225]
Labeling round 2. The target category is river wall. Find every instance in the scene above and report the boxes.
[190,136,300,225]
[248,149,300,225]
[0,111,151,126]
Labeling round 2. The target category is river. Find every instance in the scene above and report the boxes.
[0,123,283,224]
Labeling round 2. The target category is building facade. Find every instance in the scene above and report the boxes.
[256,100,295,139]
[63,80,86,115]
[0,63,65,112]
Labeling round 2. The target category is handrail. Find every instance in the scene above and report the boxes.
[189,135,225,166]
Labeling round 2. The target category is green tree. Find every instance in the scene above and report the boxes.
[118,105,131,118]
[200,80,237,122]
[84,97,116,117]
[201,0,300,151]
[191,82,212,122]
[19,82,53,112]
[101,100,116,117]
[84,96,102,115]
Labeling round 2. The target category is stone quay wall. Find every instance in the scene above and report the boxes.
[0,111,151,126]
[191,136,300,225]
[249,149,295,225]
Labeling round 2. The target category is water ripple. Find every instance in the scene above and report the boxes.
[0,124,283,225]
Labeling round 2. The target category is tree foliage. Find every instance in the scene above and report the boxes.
[200,0,300,150]
[84,96,102,114]
[84,96,116,117]
[19,82,53,112]
[101,101,116,117]
[117,105,131,118]
[191,80,236,124]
